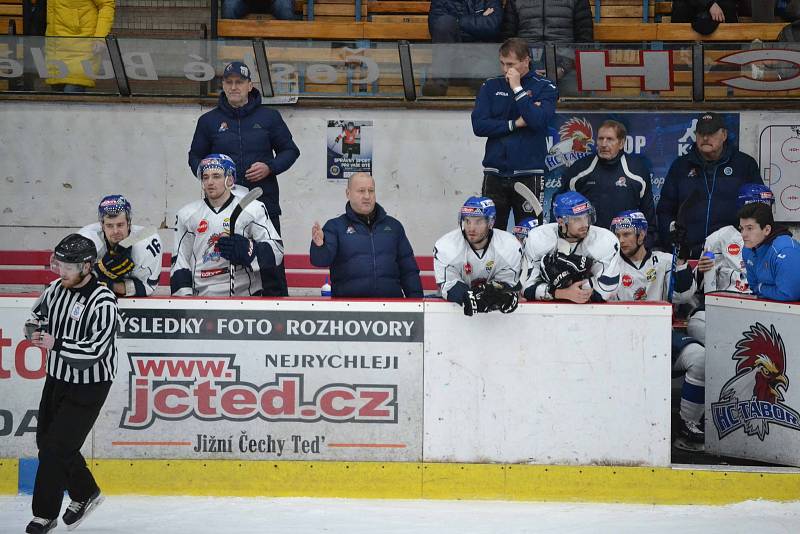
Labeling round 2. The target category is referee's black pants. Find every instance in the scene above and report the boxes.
[33,376,112,520]
[481,173,544,231]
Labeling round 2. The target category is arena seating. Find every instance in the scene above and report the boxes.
[0,250,438,295]
[0,0,21,34]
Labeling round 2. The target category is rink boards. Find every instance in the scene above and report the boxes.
[2,296,799,503]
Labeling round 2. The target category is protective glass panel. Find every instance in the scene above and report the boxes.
[702,42,800,100]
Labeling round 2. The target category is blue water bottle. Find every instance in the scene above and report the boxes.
[321,276,332,297]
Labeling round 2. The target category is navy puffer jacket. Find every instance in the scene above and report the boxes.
[188,88,300,216]
[310,203,423,298]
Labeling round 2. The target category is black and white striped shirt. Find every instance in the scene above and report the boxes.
[31,276,119,383]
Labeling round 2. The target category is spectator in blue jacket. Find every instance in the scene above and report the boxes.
[424,0,504,95]
[657,112,762,258]
[189,61,300,295]
[740,202,800,302]
[556,119,657,247]
[471,38,558,231]
[310,173,423,298]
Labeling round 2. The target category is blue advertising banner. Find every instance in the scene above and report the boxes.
[540,112,740,222]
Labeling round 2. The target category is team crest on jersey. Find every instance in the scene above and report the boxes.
[728,243,741,256]
[712,323,800,441]
[223,217,231,232]
[646,268,657,282]
[203,233,224,263]
[69,301,85,321]
[735,279,749,292]
[622,274,633,287]
[485,260,495,272]
[197,220,209,234]
[464,263,472,275]
[688,168,698,178]
[545,117,595,171]
[633,287,647,300]
[346,225,356,234]
[218,122,228,132]
[724,166,733,176]
[615,176,627,187]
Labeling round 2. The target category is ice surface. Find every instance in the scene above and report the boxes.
[1,495,799,534]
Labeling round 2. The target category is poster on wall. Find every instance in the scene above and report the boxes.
[540,113,740,222]
[327,120,373,180]
[758,125,800,222]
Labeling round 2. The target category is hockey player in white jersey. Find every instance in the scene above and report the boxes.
[434,196,522,316]
[512,217,538,245]
[687,184,775,344]
[610,210,706,452]
[78,194,163,297]
[171,154,284,297]
[522,192,620,303]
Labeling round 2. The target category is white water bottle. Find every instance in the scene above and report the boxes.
[321,276,332,297]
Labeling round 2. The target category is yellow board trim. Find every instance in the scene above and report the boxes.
[4,459,800,504]
[0,459,18,495]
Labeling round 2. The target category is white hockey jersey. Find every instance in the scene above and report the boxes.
[433,228,523,300]
[79,222,163,297]
[611,251,696,304]
[171,196,284,297]
[700,225,750,294]
[523,223,621,301]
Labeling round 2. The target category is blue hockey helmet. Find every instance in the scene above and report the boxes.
[610,210,648,235]
[197,153,236,182]
[552,192,596,225]
[736,183,774,210]
[512,217,539,241]
[459,196,496,228]
[98,194,132,222]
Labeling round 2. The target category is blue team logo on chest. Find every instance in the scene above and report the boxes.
[69,301,85,321]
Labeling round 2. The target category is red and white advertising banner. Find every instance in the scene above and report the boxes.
[706,294,800,467]
[0,298,424,462]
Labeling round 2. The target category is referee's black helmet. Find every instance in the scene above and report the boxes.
[54,234,97,264]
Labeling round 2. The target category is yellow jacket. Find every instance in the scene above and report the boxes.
[45,0,116,87]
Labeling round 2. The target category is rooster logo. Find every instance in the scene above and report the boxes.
[712,323,800,441]
[545,118,595,171]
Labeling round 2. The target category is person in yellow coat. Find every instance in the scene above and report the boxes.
[45,0,115,92]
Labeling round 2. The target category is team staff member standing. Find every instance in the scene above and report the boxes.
[189,61,300,295]
[24,234,118,534]
[556,119,657,246]
[471,37,558,230]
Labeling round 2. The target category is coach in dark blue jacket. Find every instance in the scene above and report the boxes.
[471,38,558,231]
[310,173,423,298]
[189,61,300,225]
[556,119,657,246]
[657,112,762,258]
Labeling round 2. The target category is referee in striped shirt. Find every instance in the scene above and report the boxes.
[24,233,118,534]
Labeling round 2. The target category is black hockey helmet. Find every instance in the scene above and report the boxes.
[53,234,97,264]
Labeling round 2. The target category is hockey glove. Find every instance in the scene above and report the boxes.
[95,248,135,281]
[542,252,594,294]
[669,221,691,259]
[473,282,519,313]
[217,234,256,266]
[462,290,478,317]
[92,266,115,287]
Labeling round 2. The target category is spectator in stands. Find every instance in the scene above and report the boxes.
[45,0,115,92]
[740,202,800,302]
[555,119,657,247]
[221,0,297,20]
[500,0,593,89]
[189,61,299,296]
[671,0,737,33]
[657,112,762,259]
[471,38,558,231]
[79,195,163,297]
[310,173,423,298]
[742,0,799,22]
[424,0,504,95]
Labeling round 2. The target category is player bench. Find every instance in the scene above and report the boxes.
[0,250,437,296]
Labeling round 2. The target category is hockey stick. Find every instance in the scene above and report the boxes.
[119,227,158,248]
[228,187,263,297]
[513,181,544,217]
[667,189,702,303]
